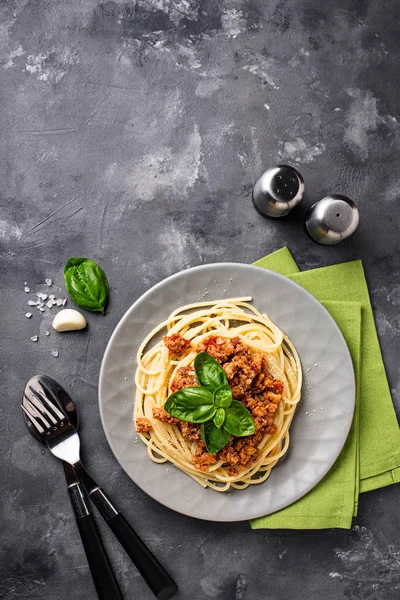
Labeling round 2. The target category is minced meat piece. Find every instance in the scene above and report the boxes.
[223,354,258,399]
[163,333,191,357]
[253,415,277,435]
[170,366,198,392]
[217,437,259,468]
[179,421,201,440]
[191,442,217,472]
[196,336,236,363]
[252,370,284,395]
[153,407,179,424]
[136,417,152,433]
[197,335,253,364]
[243,387,282,434]
[223,351,262,399]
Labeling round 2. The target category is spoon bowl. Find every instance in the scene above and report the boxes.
[23,375,79,443]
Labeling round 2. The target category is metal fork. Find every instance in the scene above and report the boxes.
[22,384,178,600]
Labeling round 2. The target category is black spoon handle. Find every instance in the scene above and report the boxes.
[65,466,123,600]
[75,463,178,600]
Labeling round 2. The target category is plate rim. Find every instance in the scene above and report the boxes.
[99,262,355,521]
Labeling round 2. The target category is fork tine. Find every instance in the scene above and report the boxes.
[33,386,65,421]
[29,385,66,422]
[22,403,46,434]
[25,390,58,425]
[23,396,53,429]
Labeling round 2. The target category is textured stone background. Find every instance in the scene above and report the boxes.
[1,1,400,599]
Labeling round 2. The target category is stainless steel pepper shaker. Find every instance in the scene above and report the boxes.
[252,165,305,218]
[305,194,359,245]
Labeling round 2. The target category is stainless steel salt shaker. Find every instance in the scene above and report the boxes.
[252,165,305,218]
[305,194,359,245]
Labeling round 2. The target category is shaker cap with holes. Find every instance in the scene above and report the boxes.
[305,194,359,244]
[252,165,305,218]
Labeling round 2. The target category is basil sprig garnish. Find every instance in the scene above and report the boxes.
[200,420,231,455]
[164,352,255,454]
[194,352,228,391]
[162,387,216,423]
[64,258,109,315]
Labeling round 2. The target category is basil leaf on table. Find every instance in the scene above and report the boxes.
[64,258,109,315]
[200,421,231,455]
[224,400,255,436]
[194,352,228,391]
[164,387,216,423]
[214,384,232,408]
[213,407,225,428]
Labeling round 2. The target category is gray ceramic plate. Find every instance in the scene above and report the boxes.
[99,264,355,522]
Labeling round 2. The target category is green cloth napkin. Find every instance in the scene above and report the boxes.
[250,247,400,529]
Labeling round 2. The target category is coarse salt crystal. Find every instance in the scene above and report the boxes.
[28,300,36,306]
[51,349,59,357]
[39,307,45,312]
[46,300,53,308]
[56,298,63,306]
[25,312,32,318]
[24,286,30,293]
[31,335,38,342]
[45,278,53,286]
[49,294,56,300]
[45,331,50,336]
[62,299,67,305]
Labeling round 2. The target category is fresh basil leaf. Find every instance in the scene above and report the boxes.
[194,352,228,392]
[224,400,255,436]
[164,387,216,423]
[214,384,232,408]
[200,421,231,455]
[213,407,225,428]
[64,258,109,315]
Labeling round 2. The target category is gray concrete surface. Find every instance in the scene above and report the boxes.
[1,1,400,599]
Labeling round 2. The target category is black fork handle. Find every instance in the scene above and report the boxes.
[74,463,178,600]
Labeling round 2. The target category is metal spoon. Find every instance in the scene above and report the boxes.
[23,375,123,600]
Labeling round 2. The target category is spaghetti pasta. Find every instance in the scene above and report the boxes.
[134,298,302,492]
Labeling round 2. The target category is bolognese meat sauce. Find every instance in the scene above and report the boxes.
[136,335,284,473]
[136,417,152,433]
[172,336,284,472]
[163,333,191,357]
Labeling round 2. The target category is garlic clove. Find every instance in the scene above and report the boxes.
[52,309,87,332]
